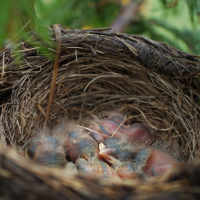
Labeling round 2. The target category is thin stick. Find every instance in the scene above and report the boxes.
[44,24,61,127]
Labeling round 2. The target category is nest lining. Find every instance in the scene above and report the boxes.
[0,25,200,199]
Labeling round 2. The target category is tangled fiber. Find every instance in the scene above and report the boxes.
[0,24,200,199]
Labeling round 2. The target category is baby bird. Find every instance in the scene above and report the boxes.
[89,130,104,144]
[76,158,117,178]
[143,148,179,176]
[99,137,179,178]
[114,149,150,179]
[65,131,118,178]
[65,131,100,163]
[76,158,96,177]
[89,112,151,143]
[99,137,147,178]
[23,136,66,167]
[99,137,135,164]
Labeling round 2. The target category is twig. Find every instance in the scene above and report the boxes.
[44,24,61,127]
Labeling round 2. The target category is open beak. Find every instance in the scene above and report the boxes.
[99,143,121,165]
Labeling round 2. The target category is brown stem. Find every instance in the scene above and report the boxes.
[44,24,61,127]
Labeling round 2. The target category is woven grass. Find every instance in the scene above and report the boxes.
[0,25,200,199]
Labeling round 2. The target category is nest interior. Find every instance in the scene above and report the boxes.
[0,25,200,199]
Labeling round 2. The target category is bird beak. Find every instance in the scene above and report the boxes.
[99,143,106,151]
[99,143,121,165]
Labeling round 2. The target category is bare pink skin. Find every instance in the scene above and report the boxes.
[97,160,119,178]
[100,139,178,178]
[88,120,118,142]
[89,119,125,141]
[115,161,139,179]
[144,148,178,176]
[125,123,151,142]
[89,129,104,144]
[98,119,124,137]
[91,119,151,143]
[117,169,136,179]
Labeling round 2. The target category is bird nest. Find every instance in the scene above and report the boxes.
[0,24,200,199]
